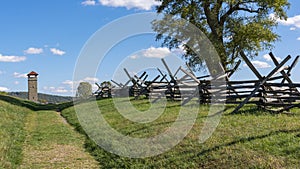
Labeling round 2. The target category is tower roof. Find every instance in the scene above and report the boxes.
[27,71,38,76]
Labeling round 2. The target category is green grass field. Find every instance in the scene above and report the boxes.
[62,98,300,168]
[0,96,98,169]
[0,100,28,168]
[1,94,300,168]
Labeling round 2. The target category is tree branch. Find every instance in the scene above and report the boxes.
[236,7,261,13]
[212,0,223,14]
[220,3,241,25]
[220,2,261,25]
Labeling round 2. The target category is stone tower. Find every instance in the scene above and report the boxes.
[27,71,38,102]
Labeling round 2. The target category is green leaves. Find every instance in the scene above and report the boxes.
[154,0,290,69]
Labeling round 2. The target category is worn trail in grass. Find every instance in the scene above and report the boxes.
[20,110,98,169]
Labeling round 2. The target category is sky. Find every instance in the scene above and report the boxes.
[0,0,300,96]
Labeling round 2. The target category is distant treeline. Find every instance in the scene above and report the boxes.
[9,92,73,104]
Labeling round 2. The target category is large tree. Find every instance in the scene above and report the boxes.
[154,0,290,70]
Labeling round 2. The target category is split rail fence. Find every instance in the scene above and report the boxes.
[95,52,300,113]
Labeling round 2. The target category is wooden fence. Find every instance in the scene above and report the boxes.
[106,51,300,113]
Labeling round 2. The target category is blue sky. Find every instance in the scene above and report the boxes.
[0,0,300,96]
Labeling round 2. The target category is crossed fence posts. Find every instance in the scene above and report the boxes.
[109,52,300,113]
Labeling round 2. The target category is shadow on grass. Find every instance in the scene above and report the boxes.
[226,105,279,116]
[197,128,300,156]
[0,94,74,111]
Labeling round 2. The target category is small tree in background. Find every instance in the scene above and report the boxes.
[76,82,92,99]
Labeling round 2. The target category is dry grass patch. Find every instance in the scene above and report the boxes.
[21,144,97,169]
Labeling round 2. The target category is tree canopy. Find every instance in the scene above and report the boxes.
[154,0,290,70]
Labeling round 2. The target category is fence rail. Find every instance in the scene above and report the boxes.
[102,52,300,114]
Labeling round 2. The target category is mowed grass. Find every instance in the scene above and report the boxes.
[0,100,28,168]
[62,98,300,168]
[0,96,98,169]
[20,110,99,169]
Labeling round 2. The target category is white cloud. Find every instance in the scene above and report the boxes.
[0,87,9,92]
[62,80,74,86]
[62,80,77,93]
[63,77,99,85]
[24,47,43,54]
[14,81,20,85]
[263,54,282,62]
[13,72,27,78]
[131,47,172,59]
[143,47,171,58]
[99,0,161,10]
[297,37,300,41]
[0,71,5,75]
[244,61,271,69]
[82,0,96,6]
[129,46,186,59]
[63,77,99,92]
[50,48,66,56]
[0,54,26,62]
[290,27,296,31]
[271,14,300,29]
[130,55,138,59]
[83,77,99,82]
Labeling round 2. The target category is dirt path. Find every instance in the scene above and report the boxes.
[20,111,99,169]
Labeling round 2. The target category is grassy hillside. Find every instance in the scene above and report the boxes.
[0,95,98,168]
[62,98,300,168]
[2,93,300,168]
[0,100,29,168]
